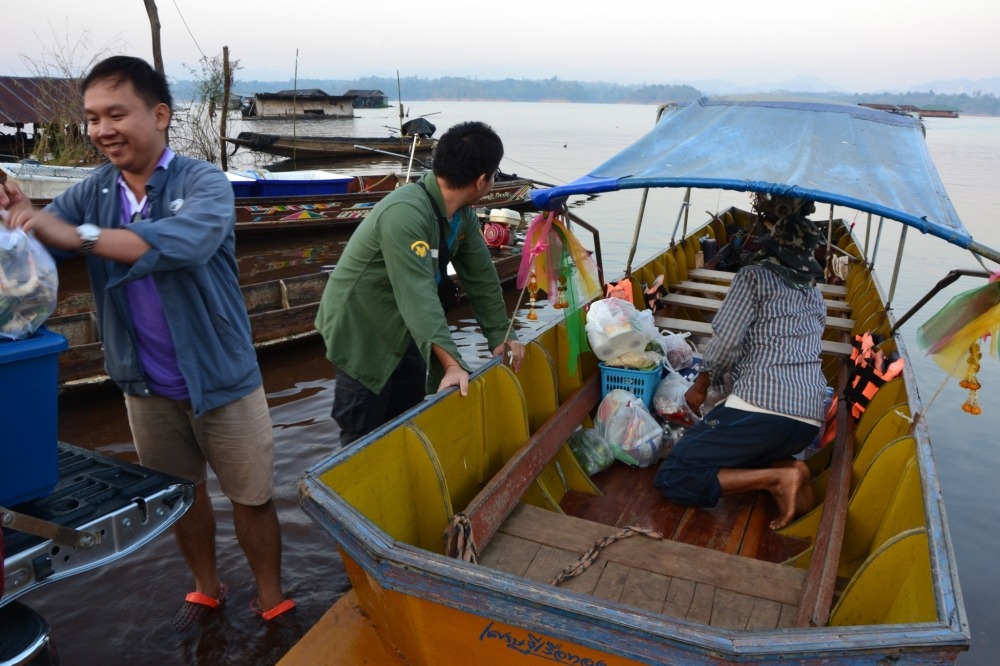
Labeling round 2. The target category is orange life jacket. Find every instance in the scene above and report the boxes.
[844,332,905,419]
[605,277,635,304]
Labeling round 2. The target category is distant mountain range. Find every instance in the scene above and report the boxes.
[173,74,1000,115]
[905,77,1000,96]
[681,76,1000,97]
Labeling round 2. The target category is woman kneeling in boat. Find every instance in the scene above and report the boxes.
[654,205,825,530]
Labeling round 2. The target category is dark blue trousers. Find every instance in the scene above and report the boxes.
[654,406,819,507]
[332,340,426,447]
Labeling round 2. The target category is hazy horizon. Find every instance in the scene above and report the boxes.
[4,0,998,95]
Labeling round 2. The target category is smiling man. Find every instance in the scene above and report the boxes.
[0,56,294,632]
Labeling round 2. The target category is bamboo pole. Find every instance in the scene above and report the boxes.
[220,46,231,172]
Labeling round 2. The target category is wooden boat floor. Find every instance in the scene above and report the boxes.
[479,465,811,630]
[559,463,808,561]
[481,500,807,630]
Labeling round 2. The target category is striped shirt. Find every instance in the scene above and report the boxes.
[702,264,827,422]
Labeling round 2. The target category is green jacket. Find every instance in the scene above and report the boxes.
[315,172,516,394]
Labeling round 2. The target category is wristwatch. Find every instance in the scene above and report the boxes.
[76,224,102,256]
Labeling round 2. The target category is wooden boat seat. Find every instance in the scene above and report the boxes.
[672,280,853,313]
[443,374,603,559]
[687,268,849,298]
[653,316,855,357]
[659,293,856,333]
[480,503,806,630]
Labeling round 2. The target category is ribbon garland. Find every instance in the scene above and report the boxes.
[517,211,601,374]
[917,276,1000,414]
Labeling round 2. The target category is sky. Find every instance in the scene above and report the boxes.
[4,0,998,93]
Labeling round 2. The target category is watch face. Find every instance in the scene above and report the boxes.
[78,224,101,241]
[77,224,101,255]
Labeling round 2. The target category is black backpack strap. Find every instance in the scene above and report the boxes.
[416,180,450,274]
[417,181,460,310]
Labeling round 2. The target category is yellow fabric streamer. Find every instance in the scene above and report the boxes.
[917,281,1000,376]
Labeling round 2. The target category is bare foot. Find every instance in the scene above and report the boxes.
[767,461,811,530]
[795,463,816,518]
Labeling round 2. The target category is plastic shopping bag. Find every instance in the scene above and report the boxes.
[595,389,664,468]
[652,371,700,426]
[0,226,58,340]
[568,428,616,476]
[585,297,647,360]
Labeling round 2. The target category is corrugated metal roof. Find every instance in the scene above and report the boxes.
[0,76,80,125]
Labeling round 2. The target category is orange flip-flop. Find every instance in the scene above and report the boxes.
[170,583,228,633]
[251,598,297,622]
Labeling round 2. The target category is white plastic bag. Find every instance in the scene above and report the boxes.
[585,297,647,360]
[0,226,59,340]
[595,389,664,468]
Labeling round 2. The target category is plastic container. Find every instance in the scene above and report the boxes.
[0,327,67,506]
[700,236,718,263]
[254,171,353,197]
[226,172,257,198]
[488,208,521,225]
[599,362,662,409]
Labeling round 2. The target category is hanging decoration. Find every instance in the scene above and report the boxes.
[917,276,1000,415]
[526,269,539,321]
[517,211,602,373]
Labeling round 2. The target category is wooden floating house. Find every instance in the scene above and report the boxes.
[344,89,388,109]
[240,89,355,119]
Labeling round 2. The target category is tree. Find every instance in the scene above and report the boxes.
[142,0,164,76]
[18,24,118,165]
[170,51,240,165]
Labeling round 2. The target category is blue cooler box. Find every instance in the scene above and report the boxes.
[255,173,353,197]
[0,327,67,506]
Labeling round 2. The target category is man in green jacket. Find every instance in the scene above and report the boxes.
[315,121,525,446]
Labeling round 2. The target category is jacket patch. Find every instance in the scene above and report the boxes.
[169,198,184,213]
[410,240,430,257]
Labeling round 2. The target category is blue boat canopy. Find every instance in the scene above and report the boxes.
[531,97,973,248]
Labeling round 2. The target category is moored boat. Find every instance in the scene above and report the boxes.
[224,131,437,161]
[232,174,536,237]
[289,98,990,664]
[47,243,526,390]
[17,166,536,237]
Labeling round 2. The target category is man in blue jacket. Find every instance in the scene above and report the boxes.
[0,56,293,630]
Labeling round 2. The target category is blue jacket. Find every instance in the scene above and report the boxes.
[48,155,262,416]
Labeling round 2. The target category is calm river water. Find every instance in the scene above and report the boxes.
[20,102,1000,665]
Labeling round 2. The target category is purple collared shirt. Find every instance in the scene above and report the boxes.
[118,147,188,400]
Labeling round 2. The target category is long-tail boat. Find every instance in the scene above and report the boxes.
[223,131,437,161]
[47,245,526,390]
[8,167,536,238]
[287,98,998,664]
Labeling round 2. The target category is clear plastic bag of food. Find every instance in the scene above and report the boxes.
[0,226,59,340]
[653,371,700,426]
[595,388,664,468]
[659,330,696,371]
[568,427,615,476]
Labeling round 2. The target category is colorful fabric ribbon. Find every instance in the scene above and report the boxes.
[917,280,1000,374]
[517,212,602,373]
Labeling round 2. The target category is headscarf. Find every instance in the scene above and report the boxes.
[752,212,824,289]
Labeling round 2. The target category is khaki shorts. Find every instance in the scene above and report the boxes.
[124,385,275,506]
